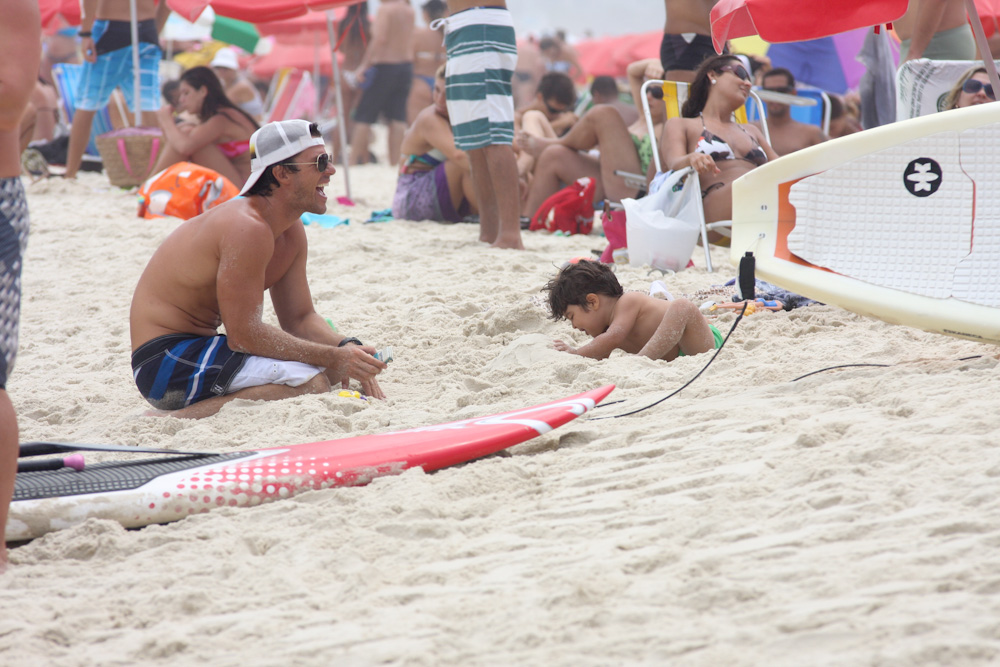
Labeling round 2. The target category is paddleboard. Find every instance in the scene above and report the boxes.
[729,102,1000,344]
[8,385,614,542]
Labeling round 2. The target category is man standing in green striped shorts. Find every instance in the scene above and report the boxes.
[436,2,523,249]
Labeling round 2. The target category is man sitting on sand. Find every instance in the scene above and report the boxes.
[129,120,387,419]
[543,260,722,361]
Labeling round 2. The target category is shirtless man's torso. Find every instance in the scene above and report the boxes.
[895,0,975,63]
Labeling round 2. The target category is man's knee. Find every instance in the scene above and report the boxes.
[303,372,331,394]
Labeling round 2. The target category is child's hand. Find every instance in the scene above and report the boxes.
[553,340,577,354]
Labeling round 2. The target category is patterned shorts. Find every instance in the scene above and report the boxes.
[441,7,517,150]
[76,20,162,112]
[0,178,30,389]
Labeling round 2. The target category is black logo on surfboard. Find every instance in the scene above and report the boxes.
[903,158,942,197]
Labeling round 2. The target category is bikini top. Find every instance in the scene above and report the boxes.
[695,114,768,167]
[401,147,447,172]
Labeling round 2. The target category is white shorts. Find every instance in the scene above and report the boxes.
[227,355,324,393]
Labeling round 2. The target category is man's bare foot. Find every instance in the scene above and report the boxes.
[491,236,525,249]
[516,131,555,159]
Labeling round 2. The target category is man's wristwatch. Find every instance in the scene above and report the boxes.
[338,337,363,347]
[79,31,92,38]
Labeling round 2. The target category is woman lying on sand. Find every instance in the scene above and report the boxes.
[153,66,259,187]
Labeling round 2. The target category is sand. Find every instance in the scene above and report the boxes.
[3,162,1000,666]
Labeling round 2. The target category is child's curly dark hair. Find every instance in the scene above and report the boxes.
[542,260,624,321]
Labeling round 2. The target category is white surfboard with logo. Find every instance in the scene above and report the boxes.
[729,102,1000,344]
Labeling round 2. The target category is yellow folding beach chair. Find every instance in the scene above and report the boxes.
[638,79,769,272]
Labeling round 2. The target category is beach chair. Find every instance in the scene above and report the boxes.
[896,58,1000,120]
[745,86,829,134]
[263,69,317,124]
[638,79,768,272]
[51,63,120,158]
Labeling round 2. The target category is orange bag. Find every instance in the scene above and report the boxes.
[529,177,597,235]
[137,162,238,220]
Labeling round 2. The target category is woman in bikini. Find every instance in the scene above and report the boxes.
[392,66,477,223]
[661,54,779,238]
[153,66,259,187]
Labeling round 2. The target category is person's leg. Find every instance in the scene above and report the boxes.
[151,141,187,176]
[567,106,643,202]
[64,109,97,178]
[442,159,477,212]
[406,77,432,125]
[387,120,407,167]
[468,148,497,243]
[482,144,523,249]
[349,121,373,166]
[637,298,715,360]
[515,109,556,175]
[0,390,16,571]
[522,144,599,218]
[189,144,243,186]
[18,102,36,154]
[155,373,331,419]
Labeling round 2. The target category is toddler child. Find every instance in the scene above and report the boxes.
[543,260,723,360]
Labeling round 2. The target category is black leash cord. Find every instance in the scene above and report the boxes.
[791,354,985,382]
[591,303,748,420]
[790,363,891,382]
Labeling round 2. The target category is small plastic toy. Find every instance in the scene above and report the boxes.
[702,299,784,315]
[337,390,366,400]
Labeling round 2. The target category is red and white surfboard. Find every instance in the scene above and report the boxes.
[8,385,615,542]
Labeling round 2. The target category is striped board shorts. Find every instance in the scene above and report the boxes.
[0,178,29,390]
[132,333,323,411]
[440,7,517,150]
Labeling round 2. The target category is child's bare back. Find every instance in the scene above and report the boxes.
[543,260,719,361]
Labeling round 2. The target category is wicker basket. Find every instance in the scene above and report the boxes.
[95,127,163,188]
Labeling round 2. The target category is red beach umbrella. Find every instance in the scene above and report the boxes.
[168,0,360,23]
[576,31,662,79]
[974,0,1000,38]
[710,0,998,107]
[38,0,81,31]
[710,0,909,52]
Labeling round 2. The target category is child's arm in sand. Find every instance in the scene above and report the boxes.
[555,294,642,359]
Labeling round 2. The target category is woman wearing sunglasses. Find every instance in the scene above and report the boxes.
[943,66,998,110]
[153,66,260,188]
[661,55,779,241]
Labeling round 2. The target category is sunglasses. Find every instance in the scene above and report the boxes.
[962,79,996,99]
[648,85,664,100]
[763,85,795,94]
[717,64,752,82]
[281,153,333,172]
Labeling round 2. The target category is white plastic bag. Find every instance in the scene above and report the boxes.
[623,167,702,272]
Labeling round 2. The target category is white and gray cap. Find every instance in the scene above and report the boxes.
[239,119,327,196]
